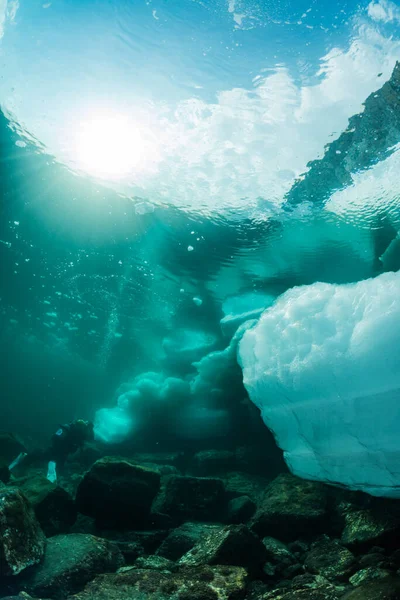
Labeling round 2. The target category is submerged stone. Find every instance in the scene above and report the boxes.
[14,474,77,536]
[156,522,222,561]
[304,537,356,582]
[155,475,226,522]
[75,457,161,528]
[250,474,328,541]
[69,565,247,600]
[179,524,267,576]
[20,533,124,599]
[342,576,400,599]
[0,488,46,576]
[225,495,256,524]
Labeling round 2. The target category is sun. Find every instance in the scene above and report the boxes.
[75,112,147,180]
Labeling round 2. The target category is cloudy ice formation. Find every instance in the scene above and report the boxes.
[239,270,400,497]
[94,323,252,444]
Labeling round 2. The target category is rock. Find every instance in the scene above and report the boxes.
[342,577,400,599]
[262,582,342,600]
[191,451,237,476]
[250,474,328,541]
[225,495,256,524]
[155,476,226,522]
[179,524,267,576]
[359,552,387,569]
[221,471,270,502]
[349,567,392,587]
[0,488,46,576]
[75,458,161,528]
[103,529,169,559]
[304,537,356,582]
[134,555,176,571]
[263,537,296,572]
[69,565,247,600]
[20,533,124,599]
[341,507,400,549]
[14,474,77,536]
[0,434,26,464]
[156,523,222,561]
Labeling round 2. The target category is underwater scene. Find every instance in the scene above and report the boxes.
[2,0,400,598]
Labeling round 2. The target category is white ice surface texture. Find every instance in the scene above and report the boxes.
[239,271,400,497]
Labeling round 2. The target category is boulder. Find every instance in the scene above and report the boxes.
[342,577,400,599]
[156,523,222,561]
[340,507,400,549]
[250,474,328,541]
[75,458,161,528]
[221,471,270,502]
[263,537,296,573]
[304,537,356,582]
[68,565,247,600]
[225,495,256,524]
[0,488,46,576]
[14,474,77,536]
[155,476,226,522]
[179,524,267,576]
[134,555,176,571]
[349,567,392,587]
[20,533,124,599]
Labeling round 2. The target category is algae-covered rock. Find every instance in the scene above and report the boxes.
[134,555,176,571]
[349,567,392,587]
[179,524,267,576]
[342,576,400,599]
[76,457,160,528]
[69,565,247,600]
[304,537,356,582]
[155,475,226,522]
[21,533,124,599]
[250,474,328,541]
[225,495,256,524]
[14,474,77,536]
[157,522,222,561]
[341,507,400,549]
[0,488,46,576]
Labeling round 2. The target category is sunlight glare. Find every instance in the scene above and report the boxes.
[75,113,150,180]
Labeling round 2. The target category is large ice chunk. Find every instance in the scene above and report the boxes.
[239,271,400,497]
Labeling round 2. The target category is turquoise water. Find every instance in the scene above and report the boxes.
[1,0,400,495]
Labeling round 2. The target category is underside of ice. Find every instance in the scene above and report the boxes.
[239,271,400,498]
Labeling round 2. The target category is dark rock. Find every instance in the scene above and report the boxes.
[304,537,356,582]
[0,434,26,464]
[14,474,77,536]
[155,476,226,522]
[342,576,400,599]
[134,555,176,571]
[69,565,247,600]
[359,552,387,569]
[20,533,124,599]
[102,529,169,558]
[349,567,392,587]
[156,523,222,561]
[222,471,270,502]
[341,507,400,549]
[76,457,161,528]
[179,524,267,576]
[226,496,256,524]
[191,450,237,476]
[262,583,342,599]
[0,488,46,576]
[250,474,328,541]
[263,537,295,566]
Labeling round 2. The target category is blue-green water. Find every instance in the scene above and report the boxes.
[1,0,400,497]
